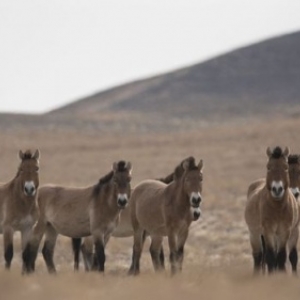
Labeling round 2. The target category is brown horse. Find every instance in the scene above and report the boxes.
[129,156,204,275]
[245,147,299,274]
[72,172,174,271]
[286,154,300,272]
[22,160,132,273]
[0,149,40,271]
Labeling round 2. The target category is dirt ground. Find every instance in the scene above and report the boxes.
[0,116,300,299]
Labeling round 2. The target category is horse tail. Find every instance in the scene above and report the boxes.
[261,235,266,273]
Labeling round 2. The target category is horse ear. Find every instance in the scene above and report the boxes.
[283,147,290,158]
[266,147,272,158]
[182,160,189,171]
[198,159,204,172]
[112,162,118,172]
[126,161,132,174]
[33,149,40,160]
[19,150,24,160]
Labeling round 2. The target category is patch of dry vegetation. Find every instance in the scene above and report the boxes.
[0,116,300,299]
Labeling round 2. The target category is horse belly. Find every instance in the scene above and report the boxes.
[49,214,91,238]
[136,204,166,236]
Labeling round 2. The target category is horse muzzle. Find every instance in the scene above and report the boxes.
[190,192,202,207]
[190,207,201,221]
[24,181,36,197]
[290,187,300,199]
[270,181,285,199]
[117,194,128,209]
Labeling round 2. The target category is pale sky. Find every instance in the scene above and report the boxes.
[1,0,300,114]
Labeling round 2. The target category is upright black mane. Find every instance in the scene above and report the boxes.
[116,160,127,172]
[288,154,300,165]
[23,150,34,160]
[156,172,174,184]
[92,161,129,197]
[174,156,197,179]
[93,171,114,197]
[271,146,284,159]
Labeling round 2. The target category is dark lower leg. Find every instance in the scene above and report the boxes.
[289,247,298,274]
[22,242,38,274]
[177,246,184,272]
[94,240,105,272]
[72,238,82,271]
[159,246,165,269]
[265,247,276,273]
[42,241,56,273]
[4,244,13,270]
[277,247,287,272]
[150,247,163,272]
[253,251,263,274]
[170,251,178,275]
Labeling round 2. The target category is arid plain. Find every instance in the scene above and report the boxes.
[1,115,300,299]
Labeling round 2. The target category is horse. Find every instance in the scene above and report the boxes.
[129,156,204,275]
[72,171,175,271]
[286,154,300,273]
[244,146,299,274]
[22,160,132,274]
[0,149,40,272]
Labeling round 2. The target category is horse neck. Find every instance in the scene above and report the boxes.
[95,181,118,211]
[165,179,189,209]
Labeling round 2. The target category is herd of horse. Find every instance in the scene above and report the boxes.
[0,146,299,276]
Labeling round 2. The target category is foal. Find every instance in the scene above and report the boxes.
[22,161,132,273]
[245,147,299,274]
[129,156,204,275]
[0,149,40,271]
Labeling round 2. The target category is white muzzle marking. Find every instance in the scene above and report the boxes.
[117,193,128,208]
[190,191,202,207]
[24,181,36,196]
[290,187,300,199]
[271,181,284,199]
[190,207,201,221]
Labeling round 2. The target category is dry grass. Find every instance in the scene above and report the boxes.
[1,116,300,299]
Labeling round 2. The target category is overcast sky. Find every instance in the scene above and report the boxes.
[1,0,300,114]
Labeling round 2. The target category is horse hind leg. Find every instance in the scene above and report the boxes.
[80,236,94,272]
[288,227,299,274]
[128,228,144,276]
[149,235,164,272]
[72,238,82,271]
[42,224,58,274]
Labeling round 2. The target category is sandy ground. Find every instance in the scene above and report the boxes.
[0,116,300,299]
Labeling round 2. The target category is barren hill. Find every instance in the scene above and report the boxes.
[51,31,300,122]
[1,31,300,132]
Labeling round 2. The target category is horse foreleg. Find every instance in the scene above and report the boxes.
[262,230,277,274]
[3,225,14,270]
[249,233,264,275]
[177,229,189,272]
[167,230,178,275]
[93,233,105,272]
[23,218,46,274]
[276,230,291,272]
[80,236,94,272]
